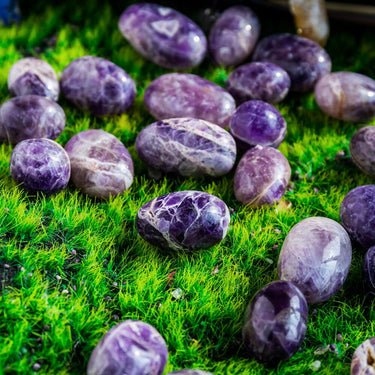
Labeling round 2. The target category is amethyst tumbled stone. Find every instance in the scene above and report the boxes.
[119,3,207,70]
[136,191,230,251]
[363,246,375,292]
[65,129,134,199]
[167,371,213,375]
[10,138,70,194]
[87,320,168,375]
[350,126,375,176]
[242,280,308,366]
[60,56,136,116]
[144,73,236,129]
[252,33,331,92]
[351,338,375,375]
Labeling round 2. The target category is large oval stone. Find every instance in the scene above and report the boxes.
[119,3,207,70]
[144,73,236,128]
[350,126,375,176]
[351,338,375,375]
[136,191,230,251]
[363,246,375,292]
[136,118,236,177]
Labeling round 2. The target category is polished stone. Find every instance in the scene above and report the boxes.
[350,126,375,176]
[351,338,375,375]
[363,246,375,293]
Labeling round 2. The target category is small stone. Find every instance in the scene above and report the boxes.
[309,360,322,371]
[71,249,76,256]
[171,288,184,299]
[337,333,343,342]
[363,246,375,292]
[167,371,214,375]
[212,266,219,275]
[4,264,10,269]
[335,151,345,160]
[314,345,329,355]
[350,126,375,176]
[113,282,118,287]
[56,275,61,280]
[351,337,375,375]
[61,289,69,294]
[32,363,41,371]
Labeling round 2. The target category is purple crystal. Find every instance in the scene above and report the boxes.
[167,371,213,375]
[0,95,65,145]
[87,320,168,375]
[252,33,331,92]
[242,280,308,366]
[351,338,375,375]
[65,129,134,199]
[9,138,70,194]
[209,6,260,67]
[144,73,236,129]
[315,72,375,122]
[350,126,375,176]
[60,56,136,116]
[118,3,207,70]
[278,217,352,304]
[363,246,375,292]
[233,145,291,206]
[8,58,59,101]
[136,191,230,251]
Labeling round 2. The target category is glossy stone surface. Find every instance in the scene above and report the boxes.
[118,3,207,70]
[278,217,352,304]
[363,246,375,292]
[351,338,375,375]
[233,145,291,206]
[242,280,308,366]
[136,118,236,177]
[226,62,291,104]
[0,95,65,145]
[315,72,375,122]
[340,185,375,249]
[136,191,230,251]
[144,73,236,129]
[60,56,136,116]
[167,371,213,375]
[87,320,168,375]
[252,33,331,92]
[350,126,375,176]
[65,129,134,199]
[209,6,260,67]
[9,138,70,194]
[229,100,287,149]
[8,58,59,101]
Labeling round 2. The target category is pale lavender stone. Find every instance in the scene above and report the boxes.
[363,246,375,292]
[252,33,331,92]
[87,320,168,375]
[233,145,291,206]
[278,217,352,304]
[136,118,236,177]
[65,129,134,199]
[0,95,65,145]
[9,138,70,194]
[144,73,236,128]
[136,191,230,251]
[167,371,213,375]
[350,126,375,176]
[229,100,287,149]
[351,338,375,375]
[209,6,260,67]
[226,62,291,104]
[315,72,375,122]
[60,56,136,116]
[8,58,59,101]
[118,3,207,70]
[242,280,308,366]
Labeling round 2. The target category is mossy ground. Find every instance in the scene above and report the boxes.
[1,1,375,374]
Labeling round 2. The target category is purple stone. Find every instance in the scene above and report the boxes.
[65,129,134,199]
[136,118,236,177]
[209,6,260,67]
[167,371,213,375]
[351,338,375,375]
[60,56,136,116]
[144,73,236,129]
[350,126,375,176]
[226,62,291,104]
[363,246,375,292]
[315,72,375,122]
[229,100,287,149]
[136,191,230,251]
[8,58,59,101]
[340,185,375,249]
[118,3,207,70]
[233,145,291,206]
[278,217,352,304]
[242,280,308,366]
[9,138,70,194]
[0,95,65,145]
[87,320,168,375]
[252,33,331,92]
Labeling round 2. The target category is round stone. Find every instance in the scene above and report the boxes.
[363,246,375,292]
[118,3,207,70]
[350,126,375,176]
[278,217,352,303]
[87,320,168,375]
[65,129,134,199]
[9,138,70,194]
[60,56,136,116]
[167,371,213,375]
[351,338,375,375]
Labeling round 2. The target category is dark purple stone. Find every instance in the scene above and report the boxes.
[252,33,331,92]
[350,126,375,177]
[340,185,375,249]
[242,280,308,366]
[351,338,375,375]
[87,320,168,375]
[363,246,375,292]
[136,191,230,251]
[118,3,207,70]
[278,217,352,304]
[9,138,70,194]
[60,56,136,116]
[167,371,213,375]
